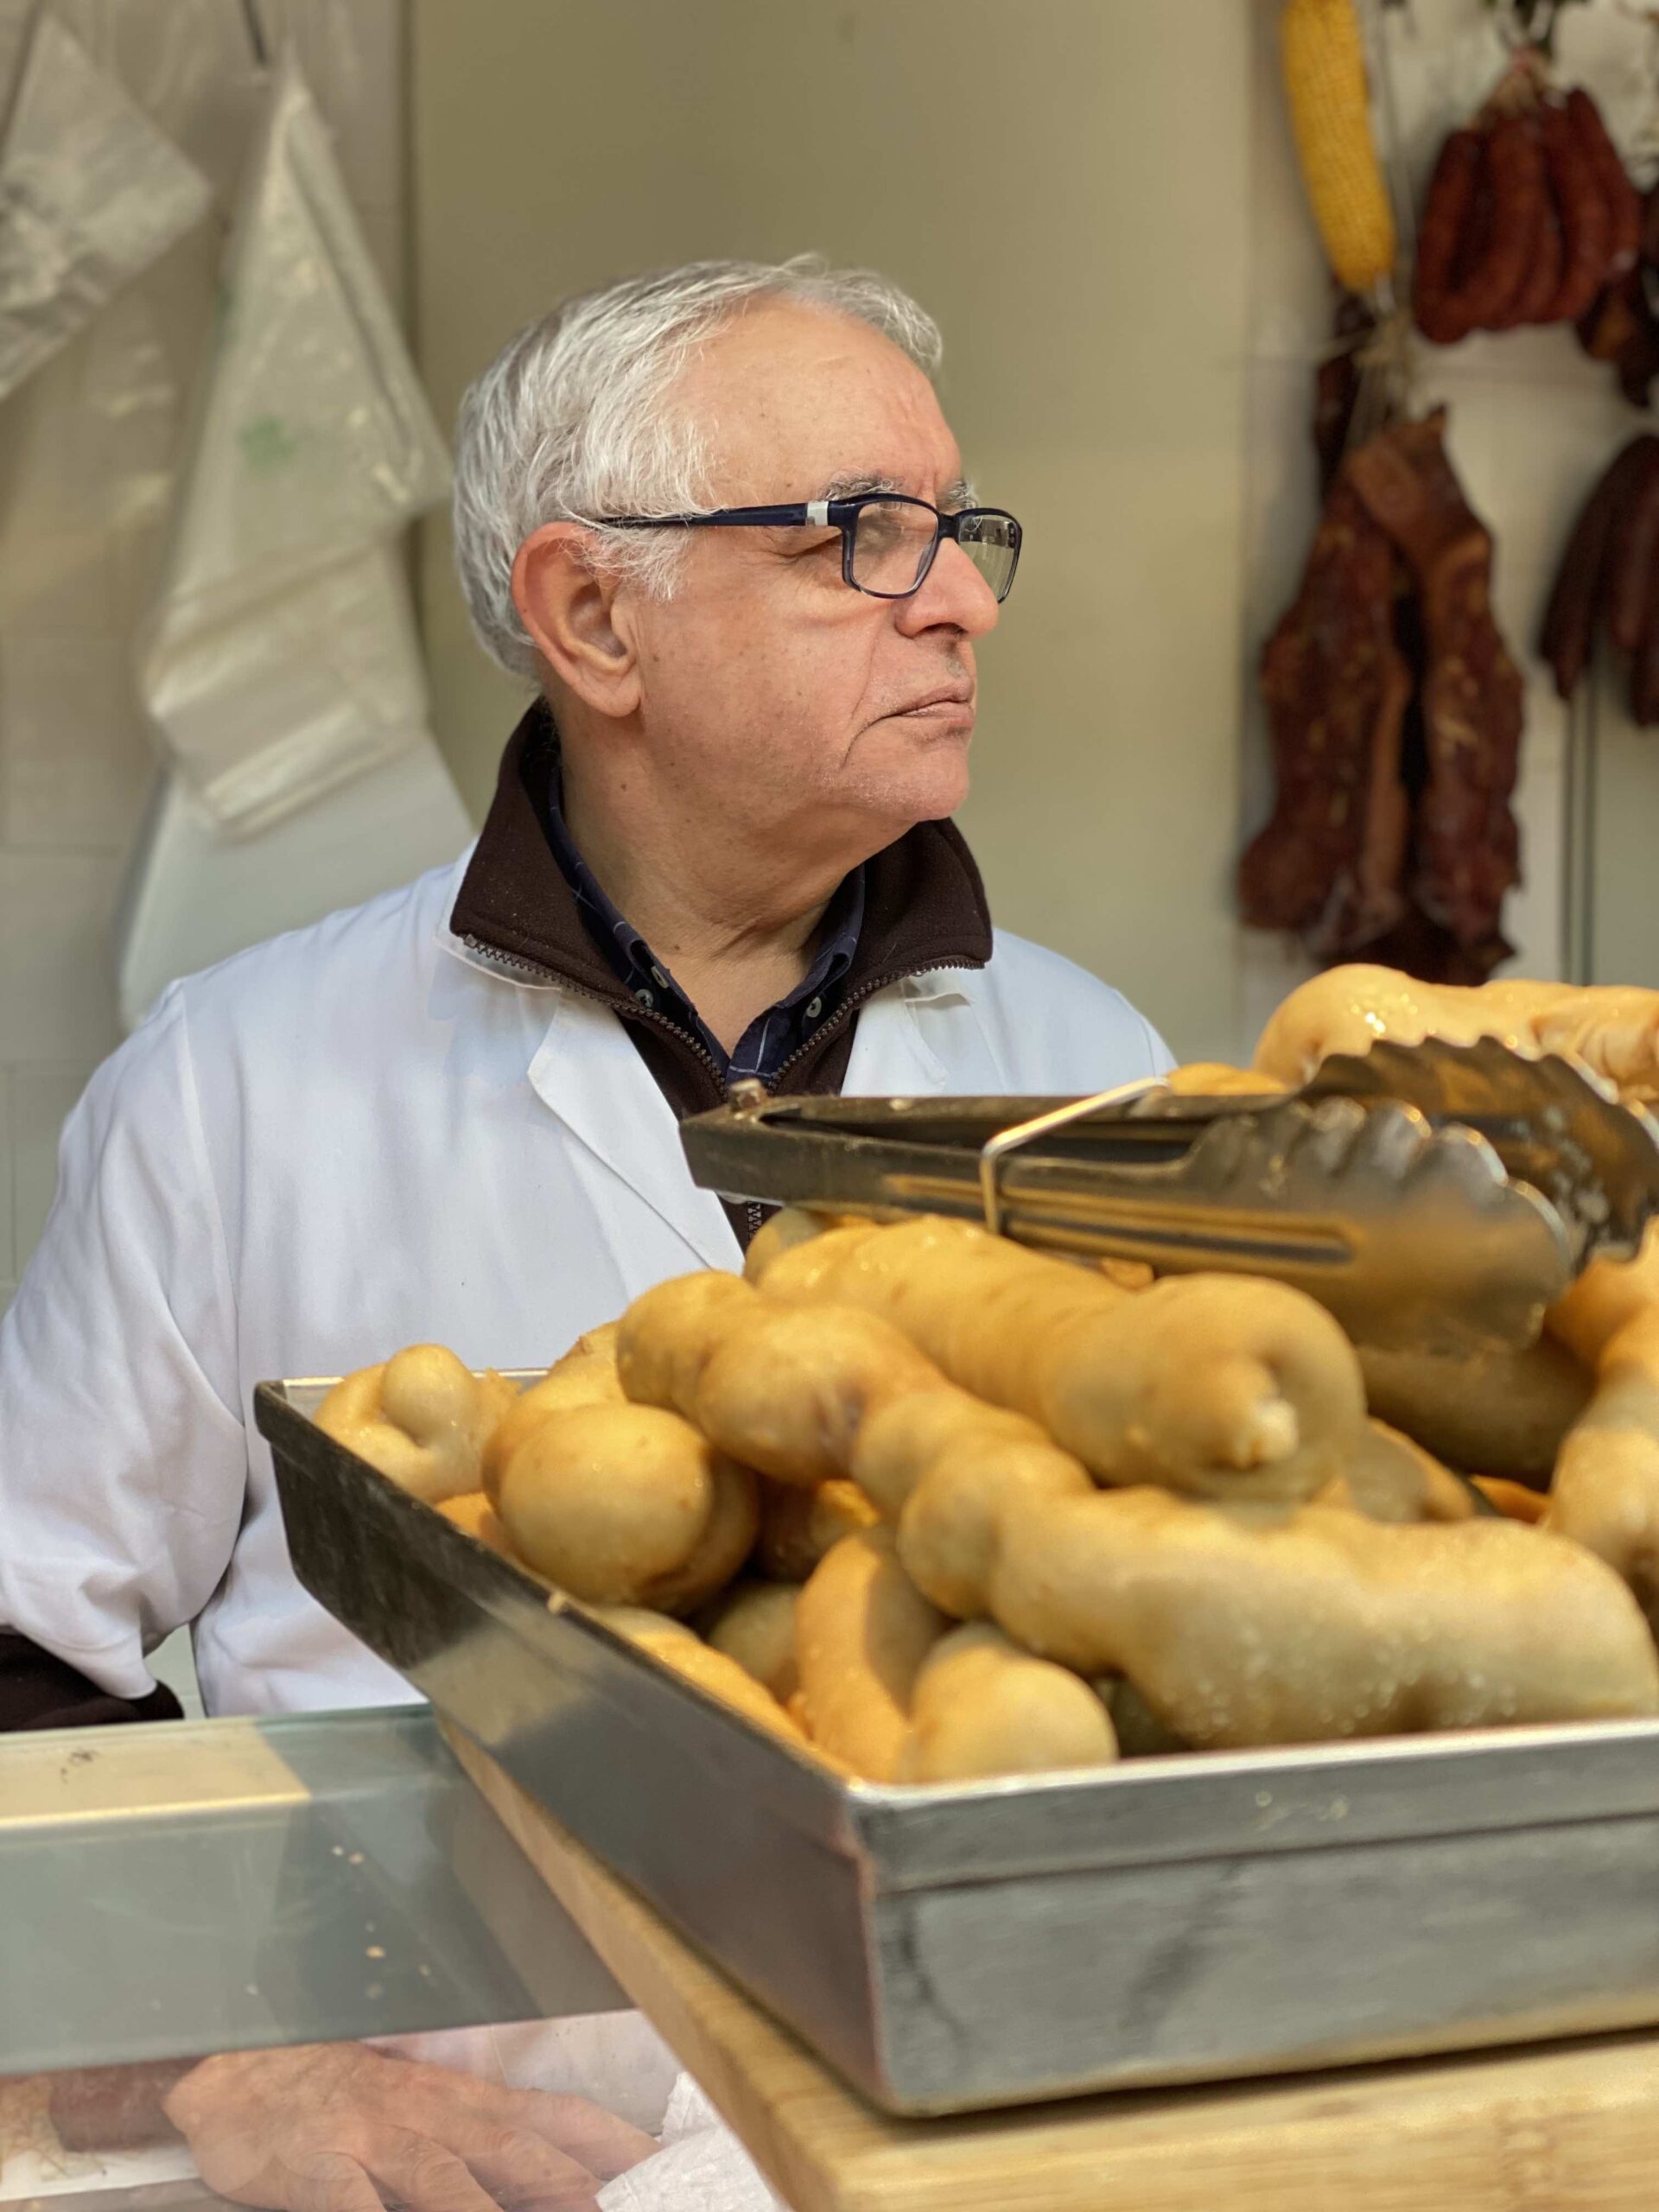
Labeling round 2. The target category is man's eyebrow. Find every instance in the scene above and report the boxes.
[815,472,906,500]
[812,472,979,506]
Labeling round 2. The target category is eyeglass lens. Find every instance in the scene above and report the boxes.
[849,499,1018,601]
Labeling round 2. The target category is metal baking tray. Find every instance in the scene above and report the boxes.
[258,1377,1659,2118]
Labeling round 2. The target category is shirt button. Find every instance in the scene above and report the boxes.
[634,987,654,1008]
[650,965,668,987]
[804,995,823,1021]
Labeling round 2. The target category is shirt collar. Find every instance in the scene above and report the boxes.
[448,700,993,1001]
[541,750,868,1076]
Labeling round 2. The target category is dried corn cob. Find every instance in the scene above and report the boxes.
[1279,0,1398,294]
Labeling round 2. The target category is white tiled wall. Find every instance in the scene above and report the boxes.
[0,0,405,1317]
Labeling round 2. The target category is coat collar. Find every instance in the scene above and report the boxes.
[441,702,996,1256]
[444,700,994,1002]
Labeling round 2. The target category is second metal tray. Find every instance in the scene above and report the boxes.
[259,1379,1659,2118]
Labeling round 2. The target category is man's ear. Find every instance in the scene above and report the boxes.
[511,524,642,716]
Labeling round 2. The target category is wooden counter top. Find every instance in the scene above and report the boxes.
[448,1726,1659,2212]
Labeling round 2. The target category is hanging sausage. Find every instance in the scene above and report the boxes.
[1413,57,1640,346]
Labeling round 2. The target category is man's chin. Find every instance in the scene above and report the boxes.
[864,722,972,816]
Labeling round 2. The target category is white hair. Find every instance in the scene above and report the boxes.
[451,255,944,680]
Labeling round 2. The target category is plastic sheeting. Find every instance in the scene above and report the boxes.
[0,10,212,404]
[142,541,435,832]
[140,48,451,835]
[116,732,471,1032]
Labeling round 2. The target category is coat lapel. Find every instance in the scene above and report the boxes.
[844,979,959,1096]
[527,991,741,1272]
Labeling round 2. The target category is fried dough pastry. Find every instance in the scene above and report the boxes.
[1162,1062,1290,1096]
[748,1212,1366,1503]
[855,1388,1094,1615]
[614,1271,755,1416]
[794,1529,948,1779]
[620,1270,950,1486]
[756,1476,883,1581]
[1254,963,1659,1099]
[697,1579,802,1701]
[897,1623,1120,1784]
[1536,1227,1659,1624]
[1357,1339,1592,1485]
[743,1204,843,1283]
[497,1402,758,1612]
[1548,1303,1659,1628]
[989,1489,1659,1746]
[480,1325,626,1503]
[795,1530,1120,1783]
[830,1364,1656,1747]
[582,1603,806,1745]
[437,1491,516,1559]
[1547,1220,1659,1369]
[316,1345,517,1504]
[696,1301,944,1485]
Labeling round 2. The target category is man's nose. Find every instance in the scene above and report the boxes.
[895,537,1001,639]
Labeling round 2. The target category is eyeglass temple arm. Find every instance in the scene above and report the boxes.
[601,504,816,531]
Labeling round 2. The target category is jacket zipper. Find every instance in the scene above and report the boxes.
[763,959,964,1088]
[462,935,976,1242]
[463,936,971,1089]
[462,934,726,1080]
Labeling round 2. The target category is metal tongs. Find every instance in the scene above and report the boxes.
[680,1039,1659,1356]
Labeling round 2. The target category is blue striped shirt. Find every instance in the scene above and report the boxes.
[544,769,866,1087]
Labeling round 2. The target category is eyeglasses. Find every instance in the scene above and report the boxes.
[596,493,1023,603]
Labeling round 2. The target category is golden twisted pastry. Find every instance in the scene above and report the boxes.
[746,1211,1367,1503]
[481,1323,625,1502]
[582,1605,806,1746]
[793,1529,1120,1783]
[874,1395,1658,1743]
[496,1401,758,1612]
[1547,1288,1659,1629]
[619,1274,944,1484]
[615,1265,1659,1749]
[985,1486,1658,1744]
[754,1476,882,1580]
[1254,963,1659,1100]
[316,1346,517,1504]
[327,1328,757,1615]
[1243,963,1659,1616]
[696,1579,802,1701]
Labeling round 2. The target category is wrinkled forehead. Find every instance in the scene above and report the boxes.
[673,298,967,505]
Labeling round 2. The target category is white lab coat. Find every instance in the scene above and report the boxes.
[0,844,1169,2208]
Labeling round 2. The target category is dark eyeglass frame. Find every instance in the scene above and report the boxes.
[596,493,1023,603]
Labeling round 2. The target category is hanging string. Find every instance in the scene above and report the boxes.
[1487,0,1589,61]
[241,0,269,68]
[1330,0,1421,453]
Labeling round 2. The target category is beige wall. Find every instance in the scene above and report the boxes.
[410,0,1253,1060]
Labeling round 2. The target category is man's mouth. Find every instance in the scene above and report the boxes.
[893,685,975,718]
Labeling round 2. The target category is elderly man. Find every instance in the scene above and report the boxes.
[0,258,1168,2206]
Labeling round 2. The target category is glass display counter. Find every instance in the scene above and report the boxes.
[0,1708,625,2203]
